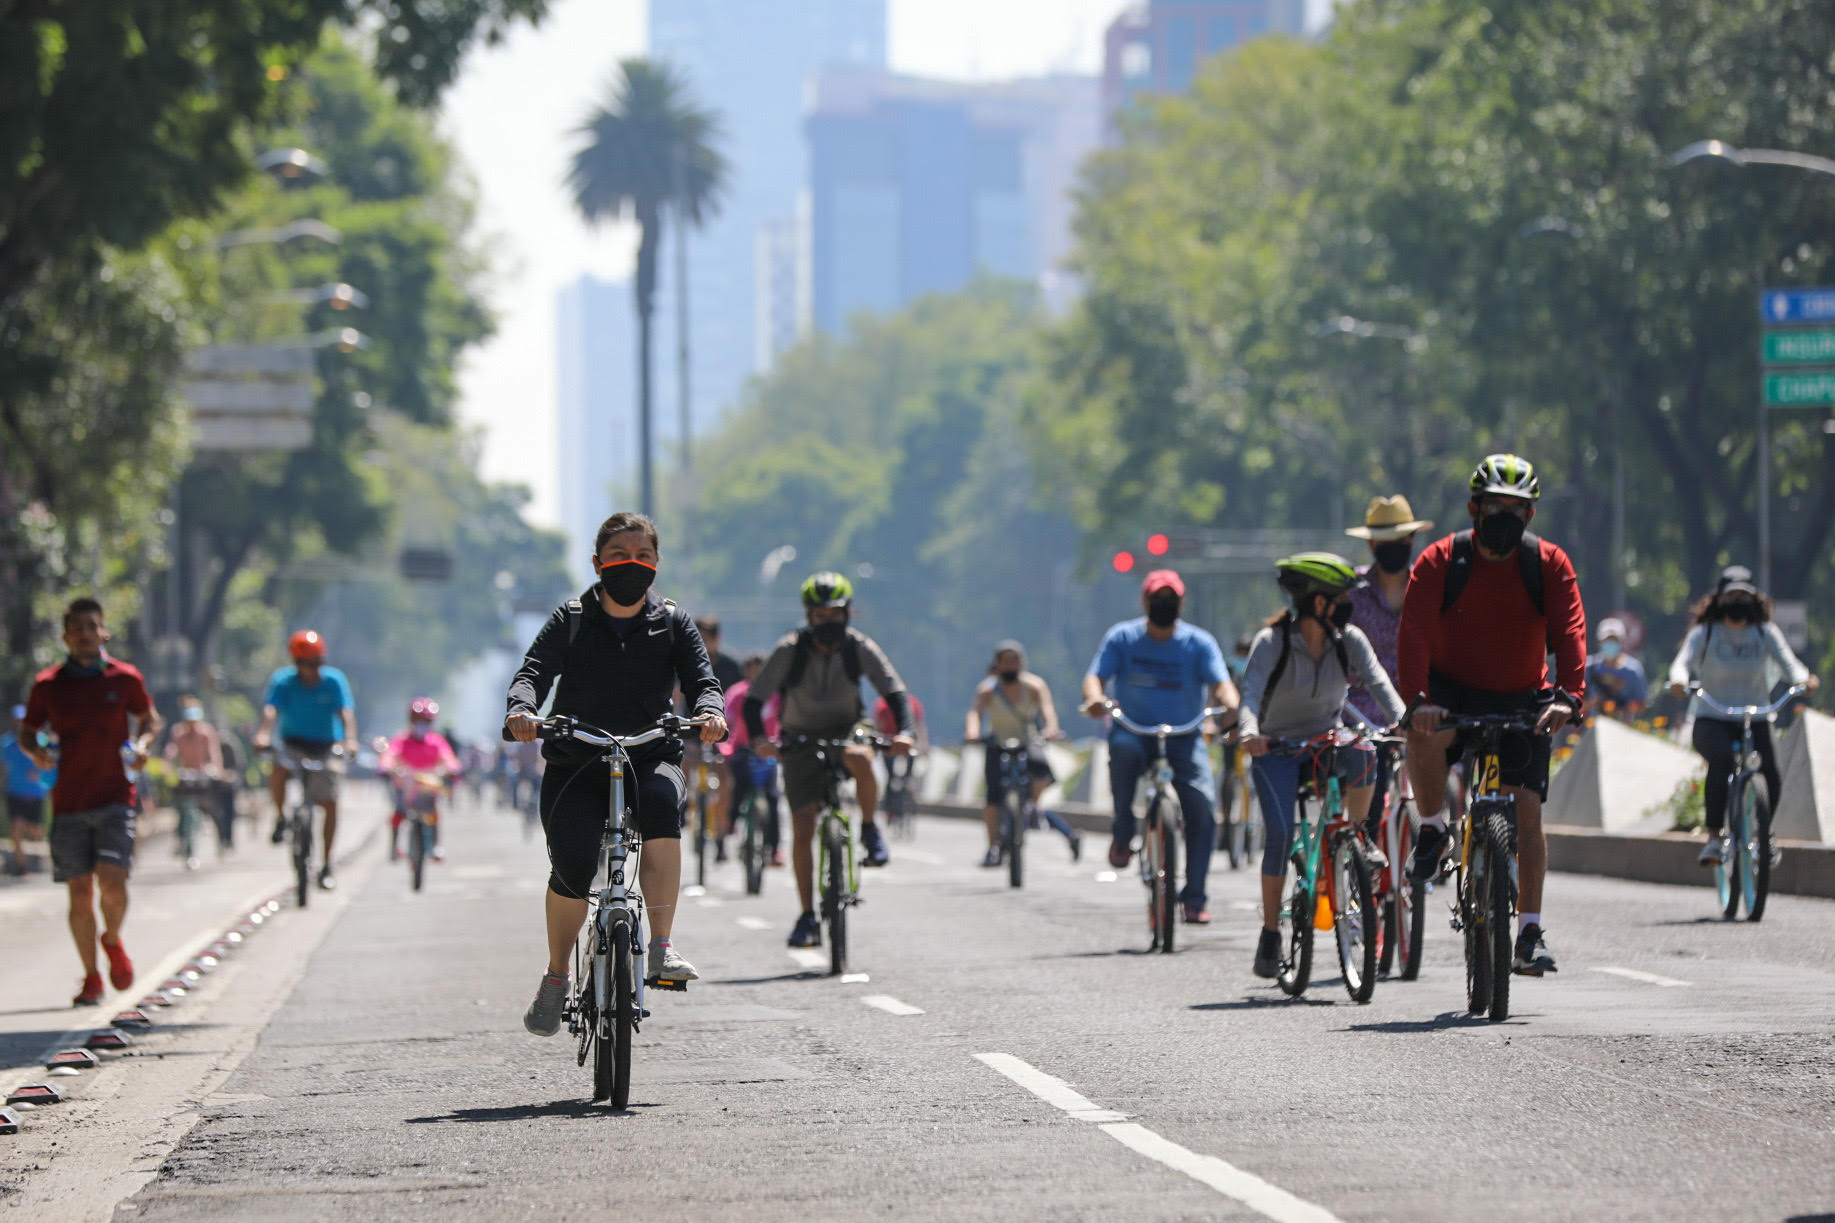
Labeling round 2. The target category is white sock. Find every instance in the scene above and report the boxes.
[1423,811,1449,832]
[1518,913,1540,936]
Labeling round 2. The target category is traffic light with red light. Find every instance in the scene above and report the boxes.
[1112,551,1136,574]
[1147,533,1170,557]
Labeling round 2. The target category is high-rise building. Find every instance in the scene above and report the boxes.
[805,71,1100,335]
[555,274,676,560]
[1102,0,1306,136]
[647,1,886,409]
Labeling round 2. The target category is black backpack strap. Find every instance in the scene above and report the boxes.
[843,633,863,684]
[662,598,678,650]
[783,627,861,690]
[783,629,813,691]
[1260,619,1295,712]
[564,597,585,648]
[1441,531,1474,612]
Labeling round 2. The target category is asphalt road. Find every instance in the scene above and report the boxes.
[4,792,1833,1222]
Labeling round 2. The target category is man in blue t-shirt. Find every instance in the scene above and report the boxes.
[3,703,57,875]
[1081,569,1239,921]
[252,630,358,890]
[1584,617,1648,722]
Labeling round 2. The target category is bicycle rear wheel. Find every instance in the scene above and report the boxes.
[1006,792,1025,889]
[1743,781,1771,923]
[823,816,848,976]
[1331,832,1376,1003]
[1277,850,1313,996]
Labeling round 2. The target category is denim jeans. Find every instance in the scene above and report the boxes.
[1108,730,1215,907]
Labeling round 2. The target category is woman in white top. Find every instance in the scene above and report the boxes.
[965,641,1080,867]
[1667,566,1819,865]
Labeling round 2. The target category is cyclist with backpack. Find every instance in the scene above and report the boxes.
[1237,555,1405,978]
[744,572,916,949]
[1397,455,1587,977]
[505,512,727,1037]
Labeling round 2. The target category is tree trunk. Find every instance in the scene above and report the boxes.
[635,210,661,518]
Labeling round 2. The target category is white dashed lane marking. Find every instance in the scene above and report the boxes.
[787,949,828,971]
[860,995,923,1015]
[735,916,771,931]
[1592,966,1690,988]
[976,1053,1343,1223]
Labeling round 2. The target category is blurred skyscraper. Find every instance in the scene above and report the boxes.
[647,0,886,416]
[1102,0,1306,136]
[555,274,675,560]
[804,71,1100,337]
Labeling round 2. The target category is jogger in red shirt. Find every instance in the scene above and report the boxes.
[21,597,162,1006]
[1397,456,1586,979]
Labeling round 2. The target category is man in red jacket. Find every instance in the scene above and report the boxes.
[22,597,161,1005]
[1397,455,1586,977]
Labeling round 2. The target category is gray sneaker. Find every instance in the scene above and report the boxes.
[523,971,568,1036]
[1697,838,1723,867]
[647,940,698,982]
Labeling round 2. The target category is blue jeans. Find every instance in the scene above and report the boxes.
[1250,743,1377,877]
[1108,730,1215,907]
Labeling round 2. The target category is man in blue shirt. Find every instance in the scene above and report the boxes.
[1584,617,1648,722]
[3,704,56,875]
[252,630,358,890]
[1081,569,1239,922]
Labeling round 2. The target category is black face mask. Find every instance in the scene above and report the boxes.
[1475,510,1527,554]
[598,560,656,606]
[811,618,848,647]
[1720,600,1757,623]
[1371,539,1413,574]
[1146,594,1181,627]
[1328,601,1354,630]
[997,668,1021,684]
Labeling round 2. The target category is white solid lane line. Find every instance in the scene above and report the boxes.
[787,949,828,970]
[898,849,947,866]
[975,1053,1343,1223]
[860,994,923,1015]
[1592,966,1690,988]
[735,916,771,931]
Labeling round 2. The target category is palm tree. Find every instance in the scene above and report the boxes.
[570,58,726,516]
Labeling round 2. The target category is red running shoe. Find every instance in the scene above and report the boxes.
[73,972,104,1007]
[100,935,134,991]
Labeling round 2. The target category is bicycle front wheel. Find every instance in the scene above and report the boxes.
[612,933,636,1107]
[740,798,763,896]
[1743,780,1771,922]
[1395,804,1424,981]
[1717,781,1741,919]
[1463,838,1491,1016]
[292,809,312,908]
[1006,792,1025,889]
[409,819,427,891]
[1278,851,1313,996]
[694,792,709,888]
[823,816,849,976]
[1485,810,1514,1022]
[1332,832,1376,1003]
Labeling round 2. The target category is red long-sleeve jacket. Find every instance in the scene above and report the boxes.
[1396,533,1588,704]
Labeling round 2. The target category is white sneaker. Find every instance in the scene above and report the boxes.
[647,940,698,982]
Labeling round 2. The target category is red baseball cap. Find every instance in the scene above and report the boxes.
[1142,569,1185,597]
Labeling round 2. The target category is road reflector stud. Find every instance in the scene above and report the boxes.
[224,931,245,945]
[6,1085,63,1107]
[139,994,174,1009]
[194,954,220,970]
[112,1010,153,1030]
[85,1031,133,1051]
[46,1050,98,1071]
[159,981,189,997]
[0,1107,20,1134]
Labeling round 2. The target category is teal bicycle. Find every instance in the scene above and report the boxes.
[1264,728,1379,1003]
[1690,682,1807,923]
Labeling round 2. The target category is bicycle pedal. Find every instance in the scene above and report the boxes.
[646,976,689,992]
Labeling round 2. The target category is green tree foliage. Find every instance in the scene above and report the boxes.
[1049,0,1835,670]
[570,57,728,515]
[0,0,547,308]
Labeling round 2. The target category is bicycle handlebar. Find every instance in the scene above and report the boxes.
[1686,681,1809,722]
[528,713,715,750]
[780,729,895,753]
[1097,702,1231,740]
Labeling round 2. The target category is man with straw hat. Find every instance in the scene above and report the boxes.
[1343,495,1433,856]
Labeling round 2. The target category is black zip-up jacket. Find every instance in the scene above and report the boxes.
[505,586,723,768]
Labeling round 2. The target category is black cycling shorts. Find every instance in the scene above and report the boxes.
[1427,675,1552,801]
[540,757,685,900]
[983,743,1053,805]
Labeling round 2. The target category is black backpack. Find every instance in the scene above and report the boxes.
[1260,616,1352,712]
[782,627,863,691]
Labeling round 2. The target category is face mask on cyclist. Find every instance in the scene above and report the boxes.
[1327,599,1354,630]
[1721,599,1756,623]
[598,558,656,605]
[409,720,431,739]
[1475,508,1527,554]
[811,617,848,647]
[1371,539,1413,573]
[1146,593,1181,627]
[997,668,1021,684]
[1599,639,1622,660]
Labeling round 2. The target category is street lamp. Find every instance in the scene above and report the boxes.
[256,147,330,182]
[269,282,369,310]
[1666,138,1835,591]
[1312,313,1427,353]
[758,544,798,588]
[212,218,342,250]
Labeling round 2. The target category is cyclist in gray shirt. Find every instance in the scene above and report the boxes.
[745,572,914,948]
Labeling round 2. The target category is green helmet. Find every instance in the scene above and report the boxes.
[1275,552,1361,600]
[1470,453,1540,501]
[800,571,854,609]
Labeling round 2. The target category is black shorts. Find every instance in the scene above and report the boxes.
[983,742,1054,805]
[50,803,137,881]
[7,794,46,828]
[1428,675,1553,801]
[539,757,685,900]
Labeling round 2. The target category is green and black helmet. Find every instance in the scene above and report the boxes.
[1469,453,1540,501]
[800,571,854,609]
[1275,552,1361,600]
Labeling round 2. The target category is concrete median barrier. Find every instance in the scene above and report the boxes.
[1772,710,1835,843]
[1544,718,1700,834]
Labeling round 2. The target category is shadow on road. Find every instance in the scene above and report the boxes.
[406,1099,658,1124]
[1343,1012,1529,1033]
[1192,994,1336,1011]
[708,972,825,986]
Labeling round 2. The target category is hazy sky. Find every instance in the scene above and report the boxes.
[441,0,1324,526]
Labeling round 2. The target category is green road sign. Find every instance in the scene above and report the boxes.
[1763,328,1835,365]
[1763,370,1835,406]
